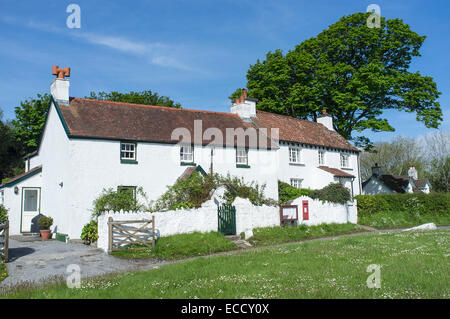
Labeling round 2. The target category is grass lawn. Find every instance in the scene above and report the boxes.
[249,223,365,246]
[2,230,449,299]
[111,231,237,260]
[358,211,450,229]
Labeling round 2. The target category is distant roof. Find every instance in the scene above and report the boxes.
[318,166,355,178]
[252,111,358,152]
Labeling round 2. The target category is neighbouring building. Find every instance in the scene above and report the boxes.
[362,164,432,195]
[0,66,361,238]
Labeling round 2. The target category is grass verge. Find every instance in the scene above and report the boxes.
[111,231,237,260]
[2,230,449,298]
[248,222,365,246]
[358,211,450,229]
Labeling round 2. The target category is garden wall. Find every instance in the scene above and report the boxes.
[97,197,280,252]
[289,196,358,225]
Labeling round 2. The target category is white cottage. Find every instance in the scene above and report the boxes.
[0,67,361,238]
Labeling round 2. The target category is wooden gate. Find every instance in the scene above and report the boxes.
[218,205,236,235]
[108,217,155,253]
[0,220,9,262]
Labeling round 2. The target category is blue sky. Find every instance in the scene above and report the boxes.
[0,0,448,142]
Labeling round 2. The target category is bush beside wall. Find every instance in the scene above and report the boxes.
[355,193,450,217]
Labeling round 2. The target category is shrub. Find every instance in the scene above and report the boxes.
[92,187,147,218]
[38,215,53,229]
[0,205,8,223]
[0,262,7,283]
[81,220,99,245]
[278,182,351,205]
[278,181,311,204]
[355,193,450,217]
[152,172,277,211]
[309,183,351,204]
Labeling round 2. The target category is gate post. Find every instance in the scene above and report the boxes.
[108,217,113,253]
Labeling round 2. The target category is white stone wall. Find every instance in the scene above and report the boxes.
[289,196,357,225]
[97,197,280,252]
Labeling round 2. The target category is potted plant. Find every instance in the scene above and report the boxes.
[38,215,53,240]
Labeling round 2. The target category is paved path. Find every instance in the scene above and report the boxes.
[2,225,448,290]
[0,239,170,290]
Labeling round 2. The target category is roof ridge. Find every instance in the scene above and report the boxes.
[71,97,240,117]
[256,110,323,126]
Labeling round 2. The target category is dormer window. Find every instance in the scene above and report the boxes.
[340,153,350,168]
[289,147,301,164]
[120,142,137,164]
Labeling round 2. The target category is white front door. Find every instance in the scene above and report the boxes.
[21,188,41,233]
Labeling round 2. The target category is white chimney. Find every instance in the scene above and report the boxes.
[317,109,334,131]
[50,65,70,105]
[231,88,257,119]
[408,166,418,180]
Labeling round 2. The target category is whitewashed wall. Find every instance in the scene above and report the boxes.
[97,197,280,252]
[289,196,357,225]
[277,143,361,195]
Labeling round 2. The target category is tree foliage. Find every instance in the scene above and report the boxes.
[87,90,181,108]
[11,93,51,155]
[0,109,24,181]
[231,12,442,148]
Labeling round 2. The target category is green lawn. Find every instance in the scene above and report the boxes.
[112,231,237,260]
[249,223,365,246]
[358,211,450,229]
[2,230,449,299]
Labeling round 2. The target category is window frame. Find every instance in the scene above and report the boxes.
[180,144,195,165]
[117,186,137,199]
[340,153,350,169]
[120,142,137,164]
[318,150,325,165]
[290,178,303,189]
[288,147,302,164]
[236,148,249,167]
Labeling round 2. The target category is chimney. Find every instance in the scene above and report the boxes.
[50,65,70,105]
[408,166,418,180]
[317,109,334,131]
[231,88,257,119]
[372,163,382,177]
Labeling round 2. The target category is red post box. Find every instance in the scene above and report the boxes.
[302,200,309,220]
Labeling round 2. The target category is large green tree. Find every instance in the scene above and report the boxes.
[231,12,442,148]
[87,90,181,108]
[0,109,23,182]
[11,93,50,156]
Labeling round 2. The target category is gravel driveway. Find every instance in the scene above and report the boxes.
[0,238,168,289]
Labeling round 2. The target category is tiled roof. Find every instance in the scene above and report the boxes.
[414,179,429,189]
[318,166,355,178]
[0,166,42,188]
[59,98,274,148]
[252,111,358,152]
[57,98,356,151]
[179,165,207,180]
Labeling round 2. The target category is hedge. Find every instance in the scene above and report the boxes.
[355,193,450,217]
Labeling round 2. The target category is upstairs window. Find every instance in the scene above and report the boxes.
[318,150,325,165]
[180,145,194,163]
[121,142,136,161]
[236,148,249,166]
[290,178,303,189]
[340,153,350,168]
[289,147,301,163]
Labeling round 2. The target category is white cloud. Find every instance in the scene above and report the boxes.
[5,18,191,71]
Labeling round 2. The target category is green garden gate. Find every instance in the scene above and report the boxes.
[218,205,236,235]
